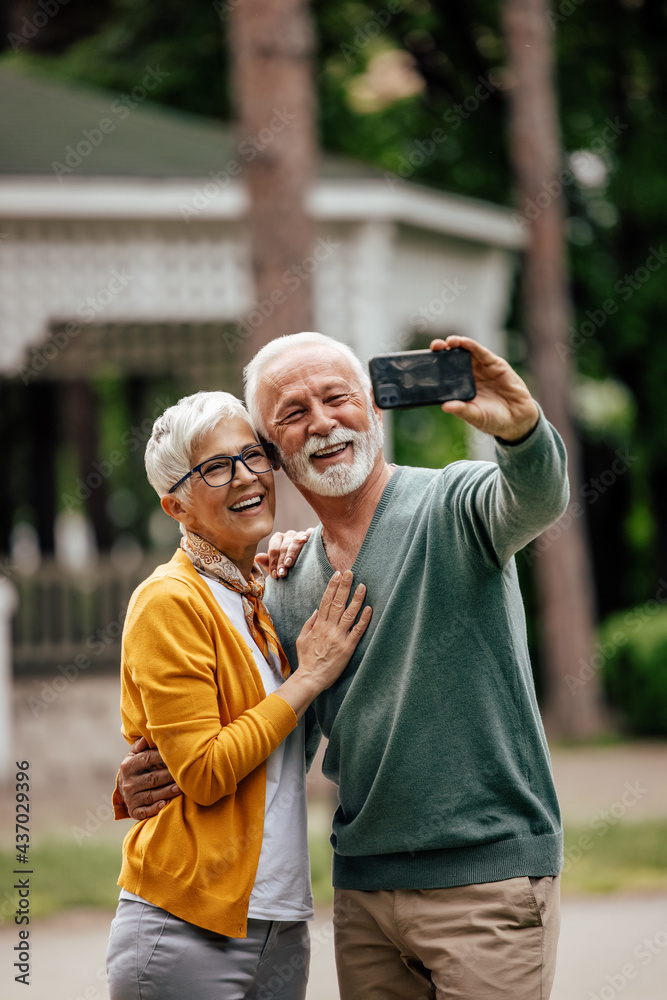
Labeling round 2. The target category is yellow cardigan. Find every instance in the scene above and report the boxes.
[115,548,298,937]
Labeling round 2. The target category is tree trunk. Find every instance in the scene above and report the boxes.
[228,0,317,354]
[227,0,320,533]
[501,0,606,737]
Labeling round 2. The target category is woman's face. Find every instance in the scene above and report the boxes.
[166,417,276,573]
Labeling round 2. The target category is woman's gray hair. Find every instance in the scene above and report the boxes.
[145,391,251,498]
[243,331,373,439]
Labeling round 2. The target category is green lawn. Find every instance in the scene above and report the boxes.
[1,838,122,920]
[561,819,667,894]
[2,821,666,920]
[310,822,667,902]
[308,829,335,905]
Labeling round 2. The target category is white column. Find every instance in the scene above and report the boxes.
[347,221,398,460]
[466,248,515,462]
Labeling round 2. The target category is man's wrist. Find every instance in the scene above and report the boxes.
[495,423,538,447]
[495,405,540,446]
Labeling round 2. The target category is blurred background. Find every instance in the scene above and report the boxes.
[0,0,666,997]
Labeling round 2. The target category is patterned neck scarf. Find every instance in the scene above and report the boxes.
[181,529,290,678]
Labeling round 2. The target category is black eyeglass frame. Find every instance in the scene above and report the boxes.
[168,442,277,494]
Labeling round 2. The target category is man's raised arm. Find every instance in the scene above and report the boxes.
[432,335,569,566]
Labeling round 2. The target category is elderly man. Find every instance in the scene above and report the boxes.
[117,332,568,1000]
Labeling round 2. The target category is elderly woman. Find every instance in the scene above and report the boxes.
[106,390,371,1000]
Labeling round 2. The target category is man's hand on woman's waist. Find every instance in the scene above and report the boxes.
[116,736,182,821]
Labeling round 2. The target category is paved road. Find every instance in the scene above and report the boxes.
[2,895,667,1000]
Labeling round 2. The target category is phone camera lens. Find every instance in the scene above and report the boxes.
[377,383,399,407]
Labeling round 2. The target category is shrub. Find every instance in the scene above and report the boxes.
[600,604,667,735]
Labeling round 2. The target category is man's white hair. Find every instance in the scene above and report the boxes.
[243,332,372,440]
[145,390,251,498]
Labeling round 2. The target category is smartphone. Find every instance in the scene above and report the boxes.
[368,347,476,409]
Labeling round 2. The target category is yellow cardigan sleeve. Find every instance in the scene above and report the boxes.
[121,576,298,807]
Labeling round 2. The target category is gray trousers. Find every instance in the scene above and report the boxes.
[106,899,310,1000]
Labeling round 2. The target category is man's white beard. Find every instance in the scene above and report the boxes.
[278,412,385,497]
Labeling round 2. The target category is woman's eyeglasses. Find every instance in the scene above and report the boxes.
[168,443,276,493]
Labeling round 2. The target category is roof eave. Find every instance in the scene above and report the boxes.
[0,175,526,250]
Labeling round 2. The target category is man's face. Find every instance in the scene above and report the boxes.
[259,347,385,497]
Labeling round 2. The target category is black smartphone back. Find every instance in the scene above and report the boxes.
[368,347,476,409]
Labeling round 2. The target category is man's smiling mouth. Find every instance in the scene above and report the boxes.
[311,443,349,459]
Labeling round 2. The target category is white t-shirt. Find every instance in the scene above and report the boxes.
[121,572,314,923]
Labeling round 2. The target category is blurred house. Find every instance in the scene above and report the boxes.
[0,61,524,682]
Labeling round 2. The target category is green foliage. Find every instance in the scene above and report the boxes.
[315,0,511,203]
[392,331,468,470]
[393,406,467,469]
[600,604,667,736]
[15,0,230,121]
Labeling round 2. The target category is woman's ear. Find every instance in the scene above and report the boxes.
[161,493,187,525]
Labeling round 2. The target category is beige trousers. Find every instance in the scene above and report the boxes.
[333,875,560,1000]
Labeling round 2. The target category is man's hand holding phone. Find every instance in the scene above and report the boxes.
[432,336,539,443]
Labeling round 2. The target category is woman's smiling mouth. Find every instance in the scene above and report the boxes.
[228,493,265,513]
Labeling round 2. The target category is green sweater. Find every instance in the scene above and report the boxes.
[265,413,569,891]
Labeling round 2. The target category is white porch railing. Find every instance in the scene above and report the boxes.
[11,554,171,674]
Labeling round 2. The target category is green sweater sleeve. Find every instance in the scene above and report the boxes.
[454,409,569,568]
